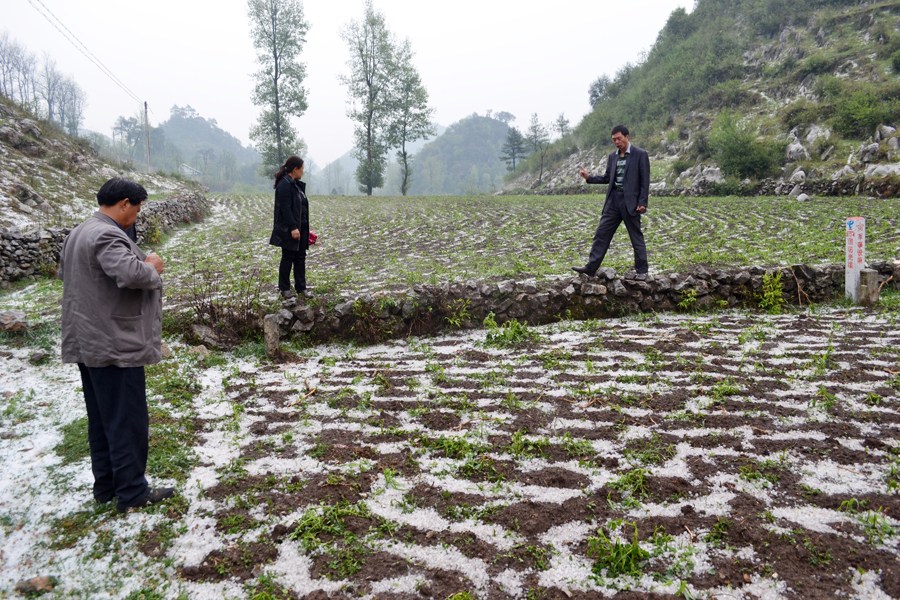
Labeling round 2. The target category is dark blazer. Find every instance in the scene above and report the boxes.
[587,144,650,217]
[269,176,309,251]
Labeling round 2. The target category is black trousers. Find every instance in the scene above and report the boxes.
[278,247,307,292]
[78,363,149,507]
[586,189,648,274]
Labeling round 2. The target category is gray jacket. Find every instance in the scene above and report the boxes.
[59,212,163,367]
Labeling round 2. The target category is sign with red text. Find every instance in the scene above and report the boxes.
[845,217,866,301]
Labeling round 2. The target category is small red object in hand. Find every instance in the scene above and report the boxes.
[308,231,318,245]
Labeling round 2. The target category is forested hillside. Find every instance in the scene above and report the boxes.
[408,114,509,195]
[511,0,900,195]
[92,105,267,193]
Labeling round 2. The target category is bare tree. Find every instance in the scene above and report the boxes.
[39,55,64,121]
[57,78,86,135]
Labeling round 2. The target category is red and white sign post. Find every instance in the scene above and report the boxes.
[845,217,866,302]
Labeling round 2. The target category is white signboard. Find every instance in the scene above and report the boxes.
[845,217,866,301]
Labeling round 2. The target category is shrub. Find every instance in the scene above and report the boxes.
[706,80,756,110]
[832,87,900,138]
[482,312,540,348]
[670,157,693,179]
[758,271,786,314]
[177,260,268,344]
[892,49,900,74]
[708,112,784,179]
[780,99,825,130]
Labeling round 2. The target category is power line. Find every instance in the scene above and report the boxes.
[24,0,144,105]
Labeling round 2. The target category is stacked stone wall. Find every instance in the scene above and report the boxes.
[0,192,209,284]
[263,261,900,350]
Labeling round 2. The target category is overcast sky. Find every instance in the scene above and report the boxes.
[6,0,693,167]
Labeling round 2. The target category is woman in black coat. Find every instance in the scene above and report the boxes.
[269,155,311,298]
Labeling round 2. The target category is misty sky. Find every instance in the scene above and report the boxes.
[6,0,693,167]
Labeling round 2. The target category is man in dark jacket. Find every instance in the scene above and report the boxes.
[59,178,174,513]
[573,125,650,280]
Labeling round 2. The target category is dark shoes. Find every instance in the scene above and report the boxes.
[300,289,313,298]
[116,487,175,513]
[280,289,296,299]
[571,266,596,277]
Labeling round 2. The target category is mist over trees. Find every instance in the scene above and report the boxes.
[0,32,85,136]
[247,0,310,176]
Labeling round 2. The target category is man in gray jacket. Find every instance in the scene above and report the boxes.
[59,178,174,513]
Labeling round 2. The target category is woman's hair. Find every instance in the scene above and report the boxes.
[274,156,304,187]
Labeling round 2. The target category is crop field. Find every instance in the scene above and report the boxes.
[0,194,899,599]
[159,194,900,301]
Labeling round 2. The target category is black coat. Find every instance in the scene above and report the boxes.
[269,177,309,251]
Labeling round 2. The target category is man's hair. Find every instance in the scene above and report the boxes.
[96,178,148,206]
[611,125,630,138]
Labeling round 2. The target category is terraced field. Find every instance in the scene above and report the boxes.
[160,194,900,300]
[1,194,898,599]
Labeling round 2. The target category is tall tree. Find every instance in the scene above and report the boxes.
[385,39,434,196]
[526,114,550,183]
[553,113,571,138]
[341,0,396,196]
[247,0,309,175]
[499,126,528,171]
[588,74,611,108]
[38,56,63,122]
[113,115,143,160]
[57,78,86,136]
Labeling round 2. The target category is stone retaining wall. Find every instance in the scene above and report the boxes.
[0,191,209,284]
[264,261,900,351]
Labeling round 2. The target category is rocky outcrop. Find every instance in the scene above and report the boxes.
[263,261,899,351]
[0,192,210,284]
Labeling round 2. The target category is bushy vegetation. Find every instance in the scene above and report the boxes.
[707,112,785,179]
[532,0,900,181]
[816,77,900,138]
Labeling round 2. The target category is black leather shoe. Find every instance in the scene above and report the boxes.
[117,487,175,513]
[571,266,596,276]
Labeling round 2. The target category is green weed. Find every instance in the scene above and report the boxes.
[483,312,541,348]
[587,520,650,579]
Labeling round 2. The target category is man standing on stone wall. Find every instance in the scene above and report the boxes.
[572,125,651,280]
[59,178,174,513]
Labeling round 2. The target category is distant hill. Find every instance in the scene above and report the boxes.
[408,114,509,196]
[157,105,266,192]
[510,0,900,196]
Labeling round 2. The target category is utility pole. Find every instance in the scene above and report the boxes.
[144,101,151,173]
